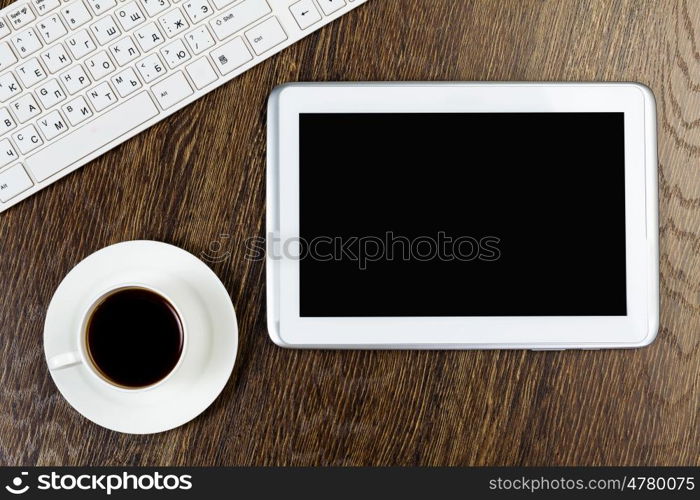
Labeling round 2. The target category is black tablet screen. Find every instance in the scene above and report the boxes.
[298,113,627,317]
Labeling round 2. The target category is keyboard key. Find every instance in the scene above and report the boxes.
[16,58,47,87]
[290,0,322,30]
[86,50,115,79]
[10,94,41,122]
[161,39,190,68]
[7,5,36,30]
[60,65,91,94]
[0,18,10,38]
[0,72,22,102]
[134,22,165,52]
[91,15,120,45]
[26,92,158,182]
[66,29,97,59]
[85,0,117,16]
[62,96,92,125]
[317,0,346,15]
[210,0,235,10]
[159,9,189,38]
[62,1,93,30]
[245,17,287,55]
[111,67,142,97]
[36,79,67,108]
[136,53,166,82]
[0,43,18,73]
[209,0,270,41]
[13,124,43,154]
[186,57,216,89]
[12,28,43,57]
[0,139,18,168]
[37,14,68,45]
[86,81,117,111]
[183,0,213,24]
[115,2,146,31]
[185,26,215,55]
[109,36,140,66]
[37,109,68,140]
[141,0,170,17]
[0,107,17,133]
[41,44,72,73]
[210,36,251,75]
[33,0,61,16]
[151,71,192,109]
[0,164,33,203]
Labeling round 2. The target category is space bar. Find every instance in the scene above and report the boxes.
[26,93,159,182]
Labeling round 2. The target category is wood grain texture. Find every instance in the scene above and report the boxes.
[0,0,698,466]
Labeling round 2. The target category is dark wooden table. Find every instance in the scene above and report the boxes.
[1,0,698,466]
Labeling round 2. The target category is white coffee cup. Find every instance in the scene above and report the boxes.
[47,282,188,392]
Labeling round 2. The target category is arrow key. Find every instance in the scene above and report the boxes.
[290,0,322,30]
[317,0,346,16]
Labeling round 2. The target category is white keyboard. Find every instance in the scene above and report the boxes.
[0,0,367,212]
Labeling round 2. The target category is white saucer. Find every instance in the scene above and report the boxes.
[44,240,238,434]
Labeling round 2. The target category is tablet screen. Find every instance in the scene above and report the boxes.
[298,113,627,317]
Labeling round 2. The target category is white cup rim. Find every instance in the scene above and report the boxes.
[77,282,188,392]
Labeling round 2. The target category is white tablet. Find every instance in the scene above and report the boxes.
[266,82,659,349]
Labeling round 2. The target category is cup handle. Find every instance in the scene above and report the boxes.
[48,351,82,370]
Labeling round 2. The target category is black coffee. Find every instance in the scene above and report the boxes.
[86,288,184,388]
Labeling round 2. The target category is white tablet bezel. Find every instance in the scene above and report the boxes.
[267,82,659,349]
